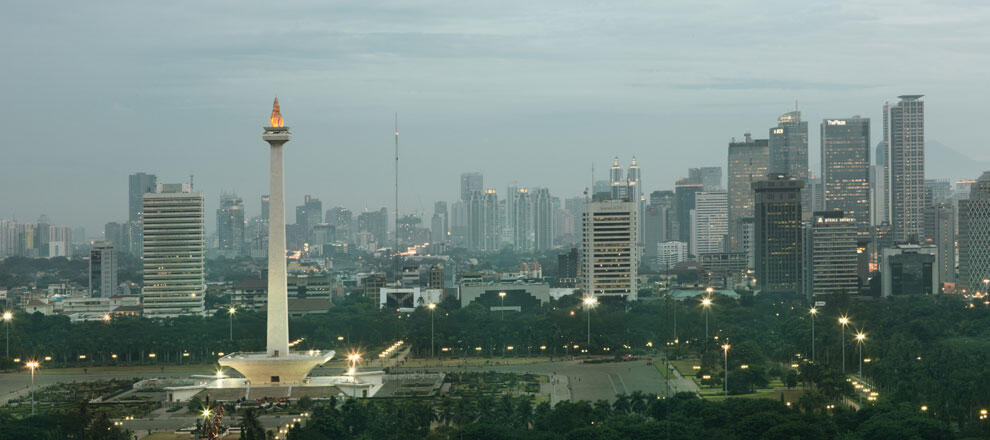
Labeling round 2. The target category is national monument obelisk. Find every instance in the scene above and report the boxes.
[218,99,333,385]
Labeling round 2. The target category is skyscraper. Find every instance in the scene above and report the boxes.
[821,117,871,236]
[217,193,246,256]
[142,183,205,318]
[295,195,322,244]
[885,95,926,242]
[810,211,859,296]
[769,111,809,219]
[460,172,484,202]
[958,171,990,293]
[923,202,955,286]
[533,188,554,251]
[754,174,805,295]
[431,201,448,244]
[692,191,728,255]
[610,157,626,200]
[581,198,638,300]
[689,167,722,191]
[467,189,499,251]
[261,194,270,220]
[129,172,157,223]
[512,188,533,250]
[89,241,117,298]
[675,179,703,248]
[727,133,770,251]
[643,190,675,261]
[870,142,887,227]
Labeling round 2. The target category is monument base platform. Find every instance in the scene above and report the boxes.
[164,371,386,402]
[218,350,335,385]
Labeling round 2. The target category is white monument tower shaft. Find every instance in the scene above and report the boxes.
[263,98,290,357]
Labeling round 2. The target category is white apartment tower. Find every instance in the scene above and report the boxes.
[141,183,206,318]
[692,191,728,255]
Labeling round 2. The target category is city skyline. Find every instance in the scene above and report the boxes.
[3,2,990,233]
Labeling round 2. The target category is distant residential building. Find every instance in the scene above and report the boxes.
[882,244,938,297]
[675,179,703,248]
[923,203,955,286]
[141,183,205,318]
[754,174,805,295]
[533,188,554,251]
[89,241,117,298]
[217,193,245,256]
[689,167,722,191]
[958,171,990,293]
[460,172,484,202]
[658,241,688,271]
[511,188,533,251]
[810,212,859,296]
[129,172,157,223]
[692,191,728,256]
[884,95,926,242]
[581,198,638,300]
[643,191,672,261]
[357,208,389,246]
[727,133,770,251]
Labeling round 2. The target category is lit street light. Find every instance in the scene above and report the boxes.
[856,331,866,405]
[3,311,11,358]
[838,316,850,374]
[428,303,436,359]
[701,297,713,350]
[722,343,730,398]
[498,291,506,321]
[25,360,39,415]
[228,306,236,341]
[583,297,598,346]
[809,307,817,362]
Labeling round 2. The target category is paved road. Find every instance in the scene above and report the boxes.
[442,359,673,402]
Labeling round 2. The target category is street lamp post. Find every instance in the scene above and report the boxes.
[498,291,506,321]
[583,297,598,346]
[3,311,11,358]
[701,297,713,350]
[26,360,39,415]
[856,332,866,406]
[838,316,850,374]
[722,343,730,398]
[810,307,817,362]
[428,303,436,359]
[228,306,236,342]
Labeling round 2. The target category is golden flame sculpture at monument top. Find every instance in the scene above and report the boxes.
[269,97,284,127]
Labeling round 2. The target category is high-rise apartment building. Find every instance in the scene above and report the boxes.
[958,171,990,293]
[821,117,871,236]
[727,133,770,251]
[467,189,499,251]
[460,172,484,202]
[870,142,887,227]
[217,194,245,255]
[769,111,810,220]
[658,241,688,270]
[923,202,955,286]
[358,208,389,246]
[581,199,638,300]
[142,183,205,318]
[692,191,728,256]
[754,174,805,295]
[89,241,117,298]
[810,212,859,296]
[533,188,554,251]
[512,188,533,250]
[129,172,157,223]
[884,95,926,242]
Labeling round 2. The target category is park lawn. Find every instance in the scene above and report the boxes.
[140,433,192,440]
[704,388,804,402]
[669,359,701,377]
[400,356,555,367]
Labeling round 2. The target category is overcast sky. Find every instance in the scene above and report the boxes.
[2,0,989,235]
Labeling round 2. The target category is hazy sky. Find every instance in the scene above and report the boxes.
[2,0,989,235]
